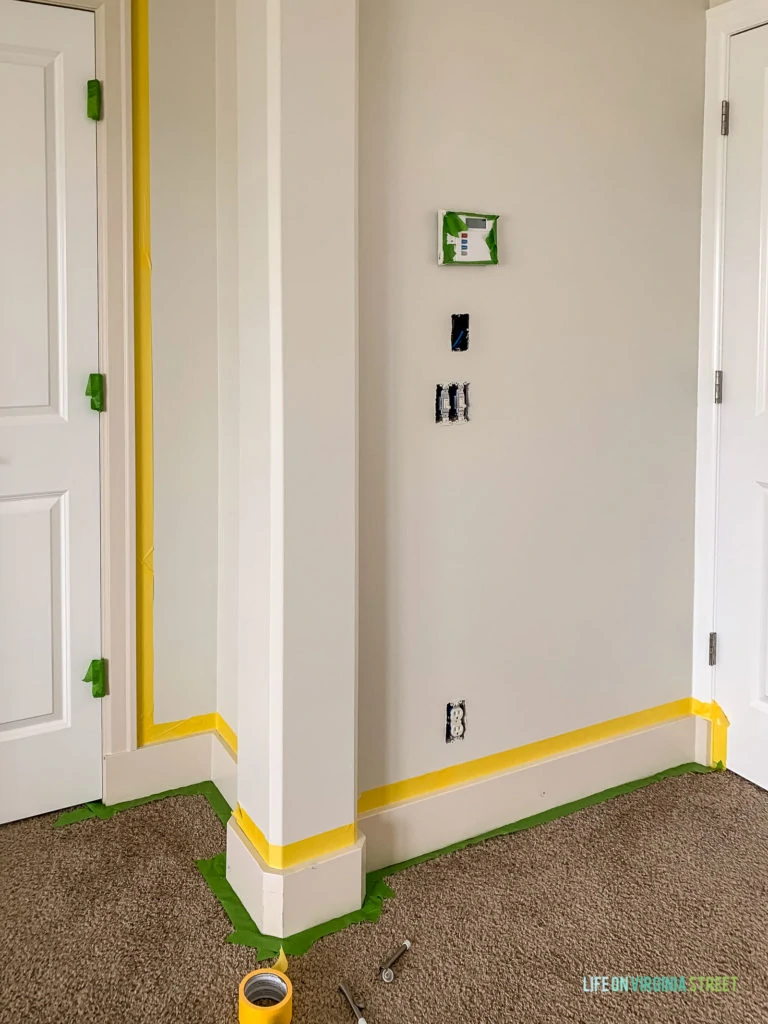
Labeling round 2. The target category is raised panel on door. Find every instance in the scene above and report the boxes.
[0,46,63,417]
[0,494,66,727]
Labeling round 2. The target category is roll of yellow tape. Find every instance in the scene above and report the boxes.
[239,968,293,1024]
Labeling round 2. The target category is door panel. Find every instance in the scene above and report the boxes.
[715,23,768,790]
[0,0,102,823]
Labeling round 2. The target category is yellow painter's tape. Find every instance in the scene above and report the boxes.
[233,804,357,870]
[132,0,155,750]
[239,968,292,1024]
[357,698,731,814]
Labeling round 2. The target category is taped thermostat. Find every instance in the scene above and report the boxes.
[239,952,292,1024]
[438,210,498,265]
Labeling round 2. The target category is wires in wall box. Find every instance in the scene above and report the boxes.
[451,313,470,351]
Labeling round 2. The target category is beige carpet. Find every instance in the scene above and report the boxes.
[1,770,767,1023]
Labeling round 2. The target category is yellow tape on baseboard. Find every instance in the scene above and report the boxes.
[233,803,357,870]
[358,698,730,815]
[239,952,292,1024]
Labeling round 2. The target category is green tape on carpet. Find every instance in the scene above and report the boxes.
[54,779,231,829]
[196,761,714,961]
[364,761,713,884]
[54,762,716,960]
[195,852,396,960]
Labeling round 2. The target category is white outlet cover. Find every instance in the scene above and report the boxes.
[446,701,466,742]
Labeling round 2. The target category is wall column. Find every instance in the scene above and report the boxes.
[226,0,362,937]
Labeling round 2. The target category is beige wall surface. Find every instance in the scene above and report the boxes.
[215,0,240,736]
[150,0,220,723]
[358,0,708,793]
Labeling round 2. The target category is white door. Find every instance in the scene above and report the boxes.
[716,23,768,791]
[0,0,101,822]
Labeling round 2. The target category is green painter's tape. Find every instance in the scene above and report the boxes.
[440,210,499,266]
[196,853,395,960]
[54,780,231,829]
[199,761,713,960]
[364,762,714,883]
[85,373,105,412]
[56,762,715,960]
[82,659,107,699]
[87,79,102,121]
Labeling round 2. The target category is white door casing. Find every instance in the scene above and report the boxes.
[0,0,102,822]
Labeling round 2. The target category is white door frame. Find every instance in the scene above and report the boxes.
[21,0,136,762]
[694,0,768,704]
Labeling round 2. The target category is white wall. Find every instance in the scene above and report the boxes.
[215,0,240,735]
[358,0,708,793]
[150,0,238,727]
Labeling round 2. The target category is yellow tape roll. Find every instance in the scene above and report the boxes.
[239,968,293,1024]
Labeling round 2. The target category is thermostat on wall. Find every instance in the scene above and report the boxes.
[438,210,498,266]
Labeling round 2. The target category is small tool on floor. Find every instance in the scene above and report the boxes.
[338,982,367,1023]
[378,939,411,983]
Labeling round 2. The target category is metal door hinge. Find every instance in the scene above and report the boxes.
[83,659,107,699]
[708,632,718,667]
[721,100,730,136]
[87,79,103,121]
[714,370,723,405]
[85,373,105,412]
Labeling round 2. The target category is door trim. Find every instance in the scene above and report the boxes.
[22,0,137,762]
[695,0,768,704]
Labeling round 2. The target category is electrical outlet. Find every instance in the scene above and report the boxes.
[446,701,466,742]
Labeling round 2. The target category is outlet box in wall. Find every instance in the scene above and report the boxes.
[446,701,466,742]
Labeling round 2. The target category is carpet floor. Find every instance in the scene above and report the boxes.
[1,770,767,1023]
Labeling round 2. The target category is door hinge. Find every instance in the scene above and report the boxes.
[87,79,103,121]
[83,659,107,699]
[714,369,723,404]
[721,100,730,136]
[85,373,105,412]
[708,632,718,667]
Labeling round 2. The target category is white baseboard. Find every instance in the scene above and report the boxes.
[359,716,707,873]
[102,732,216,805]
[226,818,367,937]
[211,732,238,809]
